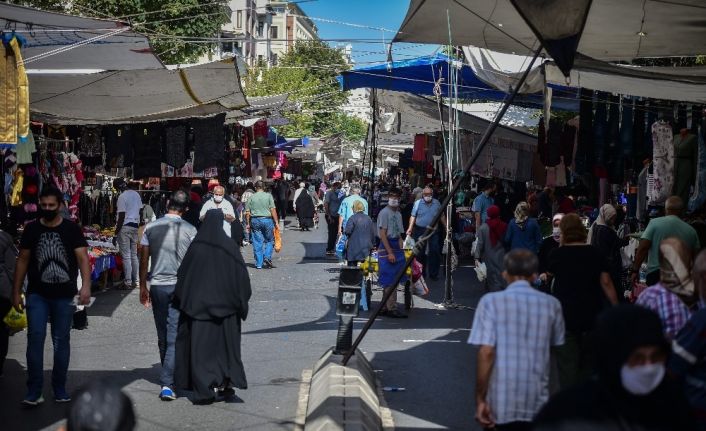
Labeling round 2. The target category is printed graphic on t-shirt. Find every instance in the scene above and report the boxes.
[37,232,70,284]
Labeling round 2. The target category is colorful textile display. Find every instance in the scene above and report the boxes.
[649,120,674,205]
[0,34,29,147]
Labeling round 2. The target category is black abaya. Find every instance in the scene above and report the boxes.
[174,210,252,402]
[295,192,315,229]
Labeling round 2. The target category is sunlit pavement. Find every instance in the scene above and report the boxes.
[2,219,482,430]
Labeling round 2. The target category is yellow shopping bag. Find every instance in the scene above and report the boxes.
[3,303,27,331]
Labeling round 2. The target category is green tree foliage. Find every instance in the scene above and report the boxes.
[10,0,230,64]
[245,40,367,142]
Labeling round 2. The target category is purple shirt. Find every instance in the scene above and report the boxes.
[636,283,693,340]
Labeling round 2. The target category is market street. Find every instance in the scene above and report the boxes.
[1,222,481,431]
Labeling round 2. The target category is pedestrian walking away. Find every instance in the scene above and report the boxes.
[0,226,16,378]
[469,249,565,431]
[139,190,197,401]
[114,178,142,289]
[474,205,507,292]
[632,196,700,286]
[504,201,542,254]
[636,237,695,340]
[174,210,252,405]
[245,181,279,269]
[472,181,496,227]
[11,187,92,406]
[343,200,375,266]
[338,184,368,236]
[295,184,316,231]
[324,182,343,255]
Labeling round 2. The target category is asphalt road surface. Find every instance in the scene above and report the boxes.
[1,220,482,430]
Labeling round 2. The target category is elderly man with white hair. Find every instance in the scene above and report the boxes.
[338,183,368,235]
[199,185,236,237]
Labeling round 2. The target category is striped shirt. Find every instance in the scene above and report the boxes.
[636,283,693,340]
[468,280,565,424]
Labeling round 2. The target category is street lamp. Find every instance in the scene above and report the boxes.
[510,0,593,77]
[333,266,364,355]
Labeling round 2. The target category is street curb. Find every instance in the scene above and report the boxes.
[303,348,383,430]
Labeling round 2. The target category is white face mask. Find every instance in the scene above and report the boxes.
[620,362,665,395]
[552,227,561,241]
[214,195,224,203]
[423,196,433,203]
[388,199,399,208]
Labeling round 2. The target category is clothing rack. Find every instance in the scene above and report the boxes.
[37,136,75,153]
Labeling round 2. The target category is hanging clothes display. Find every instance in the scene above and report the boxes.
[192,113,226,172]
[0,34,29,147]
[103,125,132,168]
[575,89,594,176]
[164,124,187,168]
[79,126,102,156]
[649,120,675,205]
[555,157,567,187]
[689,126,706,213]
[645,104,658,160]
[637,161,649,220]
[413,134,426,161]
[607,94,623,183]
[677,104,688,131]
[560,119,577,169]
[132,125,163,179]
[545,118,562,167]
[632,99,646,167]
[537,116,548,166]
[672,131,698,205]
[15,132,35,164]
[593,92,608,168]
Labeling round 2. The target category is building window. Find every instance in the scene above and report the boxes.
[257,22,264,37]
[221,41,233,53]
[258,55,264,67]
[236,11,242,28]
[272,53,278,65]
[271,25,278,39]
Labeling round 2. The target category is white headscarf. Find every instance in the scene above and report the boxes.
[587,204,617,244]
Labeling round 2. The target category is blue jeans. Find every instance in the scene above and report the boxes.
[251,217,274,268]
[25,293,74,399]
[412,226,441,279]
[150,284,179,387]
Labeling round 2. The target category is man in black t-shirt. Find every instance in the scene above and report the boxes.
[11,187,91,406]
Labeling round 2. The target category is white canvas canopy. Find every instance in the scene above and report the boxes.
[0,3,163,71]
[30,59,248,124]
[394,0,706,62]
[463,47,706,104]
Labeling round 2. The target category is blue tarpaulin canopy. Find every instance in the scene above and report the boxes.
[338,54,578,111]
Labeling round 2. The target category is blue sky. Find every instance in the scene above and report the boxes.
[297,0,438,66]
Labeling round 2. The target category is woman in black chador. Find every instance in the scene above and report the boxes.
[174,209,252,404]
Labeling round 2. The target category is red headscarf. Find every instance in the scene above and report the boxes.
[486,205,507,247]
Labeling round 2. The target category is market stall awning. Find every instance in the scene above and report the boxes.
[338,54,577,111]
[375,90,536,148]
[463,47,706,104]
[29,58,248,124]
[0,3,163,71]
[393,0,706,62]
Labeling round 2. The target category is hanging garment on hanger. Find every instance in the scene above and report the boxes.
[132,125,163,179]
[575,89,594,176]
[677,104,688,131]
[555,157,567,187]
[15,132,35,164]
[104,125,131,168]
[632,99,646,167]
[649,120,674,205]
[192,114,226,172]
[607,94,623,183]
[645,104,658,160]
[637,163,649,221]
[620,98,634,162]
[689,126,706,213]
[673,132,698,205]
[413,134,426,161]
[560,120,577,169]
[545,118,562,167]
[545,166,557,187]
[164,124,187,168]
[79,126,102,156]
[593,92,608,168]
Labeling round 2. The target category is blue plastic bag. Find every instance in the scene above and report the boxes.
[336,234,347,259]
